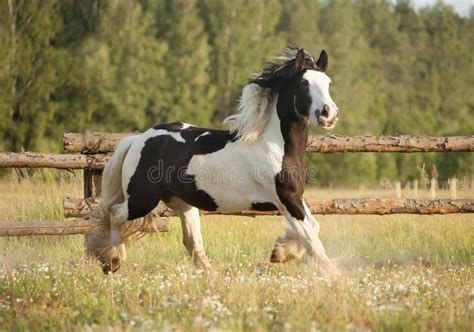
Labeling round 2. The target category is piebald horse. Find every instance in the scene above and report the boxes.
[85,48,340,278]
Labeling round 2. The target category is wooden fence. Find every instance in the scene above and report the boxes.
[0,133,473,237]
[1,135,472,170]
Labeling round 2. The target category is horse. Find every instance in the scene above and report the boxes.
[85,48,340,278]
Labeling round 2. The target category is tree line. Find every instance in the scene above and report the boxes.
[1,0,472,185]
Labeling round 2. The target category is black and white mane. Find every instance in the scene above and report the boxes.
[225,48,319,143]
[86,47,341,278]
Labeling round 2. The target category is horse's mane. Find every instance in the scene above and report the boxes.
[224,47,317,143]
[252,47,317,87]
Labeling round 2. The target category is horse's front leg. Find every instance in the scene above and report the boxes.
[272,194,340,279]
[165,198,215,274]
[301,200,341,278]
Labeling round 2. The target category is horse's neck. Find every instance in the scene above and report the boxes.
[280,116,308,162]
[260,105,284,144]
[260,100,308,162]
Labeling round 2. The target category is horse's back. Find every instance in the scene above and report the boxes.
[121,122,244,214]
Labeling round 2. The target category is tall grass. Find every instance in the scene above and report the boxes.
[0,170,82,221]
[0,173,472,331]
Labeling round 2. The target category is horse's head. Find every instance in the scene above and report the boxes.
[253,48,339,131]
[294,49,339,130]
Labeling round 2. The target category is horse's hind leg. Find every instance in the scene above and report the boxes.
[165,197,214,272]
[109,202,130,245]
[86,202,130,274]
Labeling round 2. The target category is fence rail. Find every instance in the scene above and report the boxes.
[64,197,474,217]
[2,198,471,237]
[1,134,472,170]
[64,132,474,154]
[0,218,169,237]
[0,152,108,169]
[0,220,94,236]
[0,134,471,170]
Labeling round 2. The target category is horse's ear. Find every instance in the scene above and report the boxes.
[295,48,306,70]
[316,49,328,72]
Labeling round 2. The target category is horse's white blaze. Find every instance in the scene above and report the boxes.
[303,70,338,129]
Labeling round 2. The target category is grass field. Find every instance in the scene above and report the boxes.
[0,172,473,331]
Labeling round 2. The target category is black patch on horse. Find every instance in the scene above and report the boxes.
[251,202,278,211]
[274,104,308,221]
[127,127,237,220]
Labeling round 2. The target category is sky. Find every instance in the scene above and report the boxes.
[410,0,473,16]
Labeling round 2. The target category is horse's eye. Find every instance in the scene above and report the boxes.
[300,80,309,87]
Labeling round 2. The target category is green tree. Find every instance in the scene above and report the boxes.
[150,0,215,126]
[0,0,62,151]
[278,0,324,49]
[419,4,474,178]
[200,0,284,121]
[73,0,168,131]
[307,1,381,185]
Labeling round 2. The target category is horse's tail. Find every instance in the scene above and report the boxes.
[93,135,137,225]
[86,135,137,271]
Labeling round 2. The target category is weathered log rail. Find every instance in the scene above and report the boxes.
[2,198,471,237]
[0,218,169,237]
[0,152,108,169]
[0,135,471,170]
[63,132,474,154]
[64,197,474,218]
[64,132,137,154]
[306,135,474,153]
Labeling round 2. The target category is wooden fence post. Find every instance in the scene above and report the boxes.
[84,169,102,199]
[430,178,437,199]
[449,177,457,199]
[395,181,401,199]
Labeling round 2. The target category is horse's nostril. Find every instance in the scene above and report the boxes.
[321,105,330,118]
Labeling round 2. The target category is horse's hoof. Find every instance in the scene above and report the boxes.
[102,265,119,274]
[195,266,218,283]
[270,238,305,263]
[319,263,342,282]
[206,268,219,280]
[101,257,121,274]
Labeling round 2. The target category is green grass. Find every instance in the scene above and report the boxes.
[0,174,473,331]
